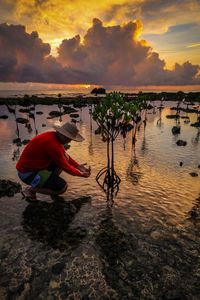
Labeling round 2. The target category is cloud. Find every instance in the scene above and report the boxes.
[0,21,199,85]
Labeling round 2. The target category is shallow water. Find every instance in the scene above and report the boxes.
[0,101,200,299]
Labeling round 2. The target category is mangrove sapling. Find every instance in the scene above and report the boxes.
[92,92,128,200]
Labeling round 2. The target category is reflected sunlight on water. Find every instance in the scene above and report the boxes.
[0,101,200,299]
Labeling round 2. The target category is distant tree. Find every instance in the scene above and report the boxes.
[91,87,106,95]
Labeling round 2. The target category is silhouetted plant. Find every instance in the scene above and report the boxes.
[92,91,146,201]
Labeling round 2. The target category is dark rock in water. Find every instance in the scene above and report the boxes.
[22,139,30,145]
[19,108,30,113]
[0,115,8,119]
[91,87,106,95]
[183,108,198,113]
[49,111,62,118]
[191,122,200,127]
[95,126,101,134]
[0,179,21,197]
[166,114,180,119]
[180,162,183,166]
[69,113,79,118]
[42,123,46,127]
[176,140,187,146]
[172,126,180,134]
[181,116,190,119]
[13,138,21,144]
[52,262,65,275]
[147,104,154,109]
[29,113,35,119]
[36,111,43,115]
[190,172,198,177]
[16,117,29,124]
[63,106,78,114]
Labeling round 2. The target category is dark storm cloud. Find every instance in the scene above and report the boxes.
[0,21,199,85]
[57,18,200,85]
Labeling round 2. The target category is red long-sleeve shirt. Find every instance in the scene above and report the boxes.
[16,131,82,176]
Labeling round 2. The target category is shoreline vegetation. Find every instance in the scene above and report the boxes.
[0,91,200,106]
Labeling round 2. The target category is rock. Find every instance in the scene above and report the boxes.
[13,138,21,144]
[63,106,78,114]
[176,140,187,146]
[180,162,183,166]
[0,179,21,197]
[166,115,180,119]
[49,111,62,118]
[191,122,200,127]
[69,113,79,118]
[0,115,8,119]
[51,262,65,275]
[181,116,190,119]
[16,117,29,124]
[19,108,30,113]
[172,126,180,134]
[95,127,101,134]
[22,139,30,145]
[71,118,78,123]
[190,172,198,177]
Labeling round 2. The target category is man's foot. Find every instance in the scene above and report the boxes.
[21,187,37,201]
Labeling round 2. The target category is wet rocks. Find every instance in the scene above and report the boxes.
[166,115,180,119]
[19,108,30,113]
[16,117,29,124]
[69,113,79,118]
[49,111,63,118]
[51,262,65,275]
[190,172,198,177]
[191,122,200,127]
[36,111,43,115]
[176,140,187,146]
[0,115,8,119]
[0,179,21,197]
[13,138,30,146]
[172,126,180,134]
[63,106,78,114]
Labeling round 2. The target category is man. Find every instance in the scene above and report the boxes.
[16,122,91,201]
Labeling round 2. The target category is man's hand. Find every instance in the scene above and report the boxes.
[77,163,90,173]
[79,164,91,178]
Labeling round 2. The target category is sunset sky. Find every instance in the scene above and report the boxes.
[0,0,200,89]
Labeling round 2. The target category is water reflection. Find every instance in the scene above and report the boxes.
[127,147,143,185]
[22,196,91,250]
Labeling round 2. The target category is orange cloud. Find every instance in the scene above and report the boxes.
[0,20,199,86]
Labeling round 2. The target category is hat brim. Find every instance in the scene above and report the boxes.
[53,124,84,142]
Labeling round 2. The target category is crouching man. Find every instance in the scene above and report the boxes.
[16,122,91,201]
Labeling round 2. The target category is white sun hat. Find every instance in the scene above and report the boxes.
[53,122,84,142]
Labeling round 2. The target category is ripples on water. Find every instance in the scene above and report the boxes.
[0,101,200,299]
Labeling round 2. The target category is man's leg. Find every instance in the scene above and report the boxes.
[31,181,68,196]
[22,172,67,199]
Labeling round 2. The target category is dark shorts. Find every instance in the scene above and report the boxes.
[18,163,66,192]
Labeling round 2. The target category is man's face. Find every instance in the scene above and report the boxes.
[64,137,72,144]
